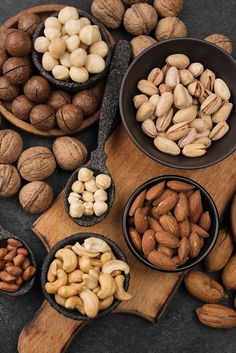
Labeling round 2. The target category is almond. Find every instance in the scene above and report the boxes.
[147,250,177,270]
[159,214,180,237]
[152,189,176,206]
[188,190,202,218]
[172,256,181,266]
[128,227,142,251]
[189,231,204,258]
[147,216,163,232]
[189,201,203,223]
[152,193,178,217]
[178,237,190,264]
[196,304,236,329]
[199,211,211,231]
[167,180,195,192]
[134,208,148,233]
[145,181,165,201]
[155,230,180,248]
[174,192,189,222]
[179,219,191,238]
[141,205,151,216]
[158,245,174,257]
[129,189,147,217]
[142,230,156,256]
[190,223,209,238]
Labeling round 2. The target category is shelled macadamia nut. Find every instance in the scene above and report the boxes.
[65,20,81,36]
[65,35,80,52]
[58,6,79,25]
[34,36,50,53]
[44,27,61,41]
[45,16,62,30]
[48,38,66,59]
[52,65,70,80]
[85,54,105,74]
[70,48,87,67]
[42,52,59,71]
[90,41,109,58]
[79,25,101,46]
[78,168,94,182]
[60,52,72,68]
[70,66,89,83]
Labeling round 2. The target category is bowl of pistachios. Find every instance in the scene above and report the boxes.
[120,38,236,169]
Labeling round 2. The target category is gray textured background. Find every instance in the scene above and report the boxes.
[0,1,236,352]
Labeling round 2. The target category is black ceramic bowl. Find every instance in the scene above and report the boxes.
[0,226,36,296]
[120,38,236,169]
[123,175,219,273]
[32,10,113,92]
[41,233,129,320]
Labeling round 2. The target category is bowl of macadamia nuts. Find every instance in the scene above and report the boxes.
[32,6,113,92]
[120,38,236,169]
[42,233,131,320]
[123,175,219,273]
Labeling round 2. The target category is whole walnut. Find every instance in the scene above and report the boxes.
[130,35,157,57]
[19,181,53,214]
[72,88,101,117]
[11,95,34,121]
[17,146,56,181]
[0,129,23,164]
[91,0,125,29]
[123,0,150,3]
[52,137,87,171]
[48,90,71,111]
[3,56,31,85]
[123,4,158,36]
[153,0,183,17]
[0,164,21,197]
[204,34,233,54]
[18,13,41,35]
[0,76,19,101]
[155,17,187,41]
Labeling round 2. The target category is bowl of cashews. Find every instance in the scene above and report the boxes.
[41,232,132,320]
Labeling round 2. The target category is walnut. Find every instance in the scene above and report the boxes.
[19,181,53,214]
[91,0,125,29]
[153,0,183,17]
[123,0,150,3]
[155,17,187,41]
[17,146,56,181]
[52,137,87,171]
[0,129,23,164]
[204,34,233,54]
[130,35,157,58]
[0,164,21,197]
[123,4,158,36]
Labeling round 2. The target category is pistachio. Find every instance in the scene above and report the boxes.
[189,118,208,133]
[147,68,164,86]
[193,137,211,148]
[165,66,180,89]
[156,108,173,132]
[198,112,213,130]
[137,79,158,96]
[214,78,231,101]
[209,121,229,141]
[154,136,181,156]
[178,128,197,148]
[133,94,148,109]
[212,101,233,123]
[200,93,222,115]
[187,80,205,98]
[200,69,216,90]
[161,64,170,79]
[173,105,198,123]
[149,94,160,107]
[188,62,204,77]
[182,143,206,157]
[166,122,189,141]
[195,130,210,139]
[159,83,172,95]
[141,119,158,138]
[166,54,190,69]
[179,69,194,86]
[136,101,155,122]
[173,83,192,109]
[199,89,211,104]
[155,92,173,117]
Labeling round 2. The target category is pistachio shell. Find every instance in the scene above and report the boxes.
[179,69,194,86]
[136,102,155,122]
[156,108,173,132]
[187,80,205,97]
[214,78,231,101]
[200,94,222,115]
[156,92,173,117]
[209,122,229,141]
[141,119,158,138]
[182,143,206,157]
[188,62,204,77]
[212,101,233,123]
[193,137,211,148]
[165,66,180,88]
[154,136,181,156]
[147,67,164,86]
[133,94,148,109]
[200,69,216,90]
[166,54,190,69]
[166,122,189,141]
[149,94,160,107]
[173,105,198,123]
[137,79,158,96]
[189,119,208,133]
[178,128,197,148]
[173,83,192,109]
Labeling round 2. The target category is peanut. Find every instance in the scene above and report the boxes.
[13,254,25,266]
[0,271,17,283]
[6,265,23,277]
[23,266,36,281]
[7,238,23,248]
[0,281,19,292]
[17,248,29,256]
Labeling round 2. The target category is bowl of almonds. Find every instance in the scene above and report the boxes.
[123,175,219,272]
[120,38,236,169]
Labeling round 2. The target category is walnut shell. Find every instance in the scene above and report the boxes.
[0,129,23,164]
[123,4,158,36]
[0,164,21,197]
[130,35,157,58]
[19,181,53,214]
[52,137,87,171]
[91,0,125,29]
[17,146,56,181]
[204,34,233,55]
[155,17,187,41]
[123,0,150,3]
[153,0,183,17]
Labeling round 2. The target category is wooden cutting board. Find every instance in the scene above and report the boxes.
[18,124,236,353]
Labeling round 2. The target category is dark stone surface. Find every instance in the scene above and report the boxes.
[0,1,235,352]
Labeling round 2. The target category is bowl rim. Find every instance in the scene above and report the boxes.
[32,9,113,92]
[122,175,219,273]
[119,37,236,170]
[41,232,130,320]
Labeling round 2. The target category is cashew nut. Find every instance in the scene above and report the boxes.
[111,270,122,277]
[93,286,101,294]
[55,248,77,273]
[65,296,83,311]
[79,289,99,318]
[82,274,98,290]
[72,243,100,258]
[79,256,92,273]
[58,283,85,298]
[97,273,116,299]
[83,237,112,253]
[55,293,66,307]
[99,295,114,310]
[114,275,132,301]
[89,269,99,280]
[47,259,62,282]
[102,260,130,275]
[101,252,113,263]
[45,269,68,294]
[68,270,83,283]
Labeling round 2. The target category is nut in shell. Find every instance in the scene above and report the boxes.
[19,181,53,214]
[91,0,125,29]
[0,130,23,164]
[153,0,183,17]
[130,35,156,58]
[155,17,187,41]
[0,164,21,197]
[204,34,233,54]
[154,136,180,155]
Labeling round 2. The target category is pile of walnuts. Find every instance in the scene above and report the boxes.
[91,0,233,57]
[0,129,87,214]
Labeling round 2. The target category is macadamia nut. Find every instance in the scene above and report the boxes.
[45,17,62,30]
[85,54,105,74]
[95,174,111,190]
[72,180,84,194]
[70,48,87,67]
[42,52,59,71]
[94,189,107,202]
[78,168,94,182]
[79,17,91,28]
[83,202,94,216]
[93,201,108,217]
[44,27,61,41]
[68,192,81,204]
[61,35,69,43]
[52,65,70,80]
[69,202,84,218]
[61,25,67,35]
[66,35,80,52]
[60,52,72,68]
[49,38,66,59]
[70,66,89,83]
[34,36,50,53]
[82,191,94,202]
[90,41,109,58]
[84,179,98,193]
[58,6,79,24]
[79,25,101,46]
[65,20,81,36]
